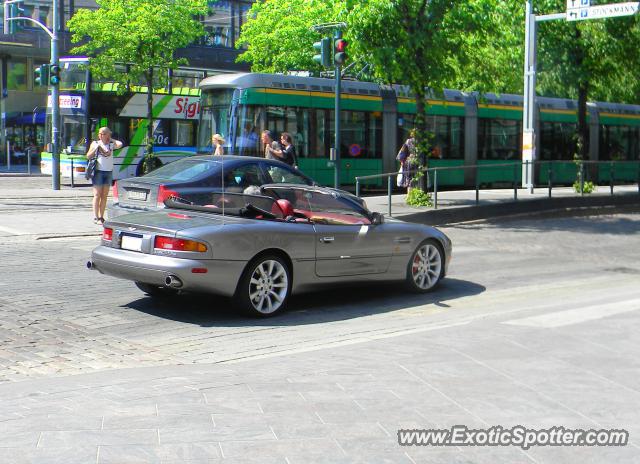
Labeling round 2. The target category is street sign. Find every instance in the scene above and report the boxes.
[567,0,590,9]
[567,2,640,21]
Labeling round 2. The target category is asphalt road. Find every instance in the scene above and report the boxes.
[0,203,638,463]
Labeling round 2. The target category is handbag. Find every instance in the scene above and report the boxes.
[396,163,405,187]
[85,145,100,180]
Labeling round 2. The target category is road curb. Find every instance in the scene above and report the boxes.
[396,193,640,225]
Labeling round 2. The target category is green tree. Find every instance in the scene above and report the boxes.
[534,0,640,160]
[237,0,342,74]
[68,0,208,170]
[349,0,522,187]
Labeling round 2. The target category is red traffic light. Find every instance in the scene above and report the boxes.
[334,39,348,65]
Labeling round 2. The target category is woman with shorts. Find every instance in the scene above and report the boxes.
[86,127,123,224]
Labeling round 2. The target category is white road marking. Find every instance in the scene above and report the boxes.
[0,225,26,235]
[503,298,640,328]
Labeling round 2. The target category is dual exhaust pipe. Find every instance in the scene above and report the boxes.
[87,260,183,289]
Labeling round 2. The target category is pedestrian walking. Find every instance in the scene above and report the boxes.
[261,130,280,160]
[212,134,225,156]
[87,127,123,224]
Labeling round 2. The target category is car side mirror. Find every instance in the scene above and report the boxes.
[371,212,384,225]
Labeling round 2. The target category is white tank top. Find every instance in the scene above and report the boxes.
[94,141,114,171]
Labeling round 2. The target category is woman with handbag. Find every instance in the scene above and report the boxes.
[396,128,416,191]
[86,127,123,224]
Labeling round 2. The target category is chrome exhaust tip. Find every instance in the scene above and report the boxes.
[165,274,183,288]
[86,260,95,270]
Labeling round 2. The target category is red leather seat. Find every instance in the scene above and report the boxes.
[276,199,294,218]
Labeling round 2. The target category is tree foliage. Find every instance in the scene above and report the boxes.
[533,0,640,158]
[237,0,342,74]
[68,0,208,161]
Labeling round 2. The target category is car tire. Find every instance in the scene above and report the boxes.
[235,254,291,317]
[405,239,444,293]
[135,281,175,297]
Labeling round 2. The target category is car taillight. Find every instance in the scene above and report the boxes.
[154,236,207,252]
[112,181,118,200]
[103,227,113,241]
[157,185,179,208]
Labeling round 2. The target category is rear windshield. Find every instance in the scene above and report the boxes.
[144,159,219,182]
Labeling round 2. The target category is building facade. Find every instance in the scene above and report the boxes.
[0,0,252,168]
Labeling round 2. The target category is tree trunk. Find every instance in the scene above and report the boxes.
[577,82,589,161]
[414,87,429,191]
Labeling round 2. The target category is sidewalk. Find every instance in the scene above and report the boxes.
[1,173,639,238]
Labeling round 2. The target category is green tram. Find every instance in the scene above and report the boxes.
[197,72,640,188]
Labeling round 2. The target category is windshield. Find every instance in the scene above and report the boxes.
[60,60,89,92]
[197,89,234,154]
[165,186,371,225]
[144,158,221,181]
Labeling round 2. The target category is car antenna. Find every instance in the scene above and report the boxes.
[221,155,225,224]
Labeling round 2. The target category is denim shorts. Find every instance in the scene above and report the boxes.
[92,170,113,187]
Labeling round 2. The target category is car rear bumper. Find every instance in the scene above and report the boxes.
[90,245,246,297]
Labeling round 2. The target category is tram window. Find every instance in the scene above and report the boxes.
[368,112,382,158]
[477,118,521,160]
[600,125,638,161]
[309,109,328,158]
[540,122,576,160]
[173,120,195,147]
[236,106,261,157]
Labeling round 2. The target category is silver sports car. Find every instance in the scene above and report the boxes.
[89,184,452,317]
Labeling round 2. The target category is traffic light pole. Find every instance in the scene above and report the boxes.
[4,0,60,189]
[51,0,60,190]
[333,30,342,190]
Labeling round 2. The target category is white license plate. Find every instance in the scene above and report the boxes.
[127,190,147,201]
[121,235,143,252]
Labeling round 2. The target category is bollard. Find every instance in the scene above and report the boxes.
[387,175,392,217]
[548,162,552,198]
[70,158,75,188]
[610,162,614,196]
[27,148,32,175]
[513,162,518,201]
[356,179,360,198]
[434,170,438,210]
[580,163,585,197]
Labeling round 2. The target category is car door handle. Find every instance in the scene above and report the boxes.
[320,236,334,243]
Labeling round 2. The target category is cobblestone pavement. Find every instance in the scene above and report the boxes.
[0,177,639,462]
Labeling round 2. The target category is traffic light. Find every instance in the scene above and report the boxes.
[334,39,348,66]
[5,2,25,34]
[313,37,332,68]
[49,64,60,86]
[34,64,49,87]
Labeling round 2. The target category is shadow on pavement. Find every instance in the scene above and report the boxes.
[122,278,485,326]
[452,204,640,235]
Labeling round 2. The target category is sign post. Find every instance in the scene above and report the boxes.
[4,0,60,189]
[522,0,639,189]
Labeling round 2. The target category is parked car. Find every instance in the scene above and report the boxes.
[109,155,364,218]
[90,184,452,317]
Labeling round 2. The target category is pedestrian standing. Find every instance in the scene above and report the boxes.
[212,134,225,156]
[271,132,298,167]
[261,130,280,159]
[396,128,417,191]
[87,127,123,224]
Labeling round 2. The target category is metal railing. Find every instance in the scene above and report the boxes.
[355,159,640,216]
